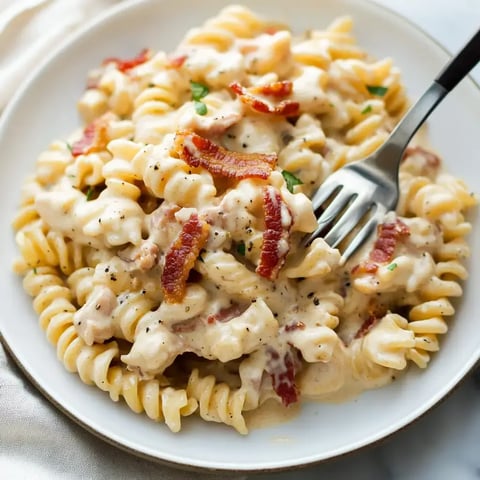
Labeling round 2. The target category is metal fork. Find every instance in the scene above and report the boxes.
[304,27,480,263]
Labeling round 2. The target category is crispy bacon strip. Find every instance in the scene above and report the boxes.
[167,54,188,69]
[351,261,379,275]
[172,130,277,180]
[230,82,299,116]
[256,187,293,280]
[102,48,150,73]
[354,302,387,339]
[71,117,109,157]
[251,81,293,98]
[266,348,299,407]
[370,219,410,263]
[161,213,210,303]
[352,219,410,274]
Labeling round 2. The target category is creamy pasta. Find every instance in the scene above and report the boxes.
[13,5,477,434]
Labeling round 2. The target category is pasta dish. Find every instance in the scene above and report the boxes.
[12,5,477,434]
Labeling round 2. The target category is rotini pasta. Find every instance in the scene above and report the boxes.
[12,6,476,434]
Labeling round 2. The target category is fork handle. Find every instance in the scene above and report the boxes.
[372,27,480,173]
[435,27,480,91]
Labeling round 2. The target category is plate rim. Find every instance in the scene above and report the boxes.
[0,0,479,472]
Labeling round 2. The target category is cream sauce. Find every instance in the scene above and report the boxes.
[245,398,301,430]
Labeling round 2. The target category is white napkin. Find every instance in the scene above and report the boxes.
[0,344,247,479]
[0,1,245,477]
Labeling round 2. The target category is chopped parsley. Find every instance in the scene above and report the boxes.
[85,186,94,201]
[366,85,388,97]
[387,262,398,271]
[190,81,209,100]
[361,104,372,115]
[236,241,246,256]
[65,142,73,153]
[33,267,38,274]
[190,81,209,115]
[194,100,208,115]
[282,170,303,193]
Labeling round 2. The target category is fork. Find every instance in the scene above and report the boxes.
[304,27,480,263]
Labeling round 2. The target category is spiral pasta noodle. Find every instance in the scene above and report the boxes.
[23,267,197,431]
[187,369,247,434]
[15,225,87,275]
[182,5,265,51]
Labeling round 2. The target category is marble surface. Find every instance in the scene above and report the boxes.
[1,1,479,479]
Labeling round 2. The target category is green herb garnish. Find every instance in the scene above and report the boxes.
[86,186,94,201]
[366,85,388,97]
[66,142,73,153]
[236,241,246,256]
[361,104,372,115]
[190,81,209,101]
[281,170,303,193]
[33,267,38,274]
[194,100,208,115]
[190,81,209,115]
[387,262,398,271]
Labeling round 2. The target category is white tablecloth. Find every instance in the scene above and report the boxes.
[1,1,479,479]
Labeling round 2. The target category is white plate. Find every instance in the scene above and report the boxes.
[0,0,479,472]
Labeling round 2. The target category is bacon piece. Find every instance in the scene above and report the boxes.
[171,318,199,334]
[284,321,305,332]
[402,145,441,169]
[71,116,109,157]
[206,304,246,324]
[251,81,293,98]
[402,146,441,178]
[354,302,387,339]
[102,48,150,73]
[351,219,410,274]
[351,261,378,275]
[117,240,159,271]
[151,204,181,228]
[135,241,159,271]
[171,304,245,332]
[172,304,245,334]
[230,82,299,116]
[266,348,299,407]
[161,213,210,303]
[370,219,410,263]
[172,130,277,180]
[256,187,293,280]
[167,54,188,69]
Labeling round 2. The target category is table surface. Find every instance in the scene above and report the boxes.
[1,1,479,479]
